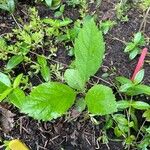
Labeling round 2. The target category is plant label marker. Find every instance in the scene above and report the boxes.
[131,48,148,81]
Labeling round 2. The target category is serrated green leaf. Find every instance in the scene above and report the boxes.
[133,69,144,84]
[31,31,44,45]
[6,55,24,70]
[21,82,76,121]
[131,101,150,110]
[19,42,30,55]
[13,74,23,89]
[8,88,25,108]
[64,69,85,90]
[85,84,117,115]
[74,19,105,81]
[19,31,31,44]
[65,19,105,90]
[0,37,7,50]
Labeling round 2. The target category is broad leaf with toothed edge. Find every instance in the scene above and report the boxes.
[20,82,76,121]
[65,19,105,90]
[85,84,117,115]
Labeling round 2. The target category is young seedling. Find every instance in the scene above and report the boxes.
[37,55,51,82]
[100,20,116,34]
[115,0,129,22]
[124,32,145,60]
[115,63,150,149]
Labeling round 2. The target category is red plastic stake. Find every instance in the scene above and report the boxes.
[131,48,148,81]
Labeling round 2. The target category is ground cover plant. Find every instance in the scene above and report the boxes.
[0,0,150,149]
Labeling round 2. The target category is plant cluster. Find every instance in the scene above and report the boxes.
[0,1,150,150]
[0,8,78,73]
[124,32,146,60]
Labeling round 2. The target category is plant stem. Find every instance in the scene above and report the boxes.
[139,7,150,32]
[11,13,22,29]
[127,96,133,150]
[136,120,146,141]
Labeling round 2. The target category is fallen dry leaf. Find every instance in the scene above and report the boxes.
[0,105,15,133]
[9,139,29,150]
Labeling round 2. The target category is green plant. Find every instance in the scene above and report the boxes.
[138,0,150,10]
[138,133,150,150]
[66,0,82,7]
[100,20,116,34]
[66,0,88,18]
[54,4,65,17]
[0,37,8,60]
[0,8,74,72]
[124,32,145,59]
[43,17,73,41]
[0,0,15,13]
[116,69,150,95]
[115,0,129,22]
[21,82,76,120]
[1,13,150,149]
[0,19,119,121]
[37,55,51,82]
[0,72,23,104]
[64,18,105,90]
[45,0,61,9]
[0,8,44,69]
[112,70,150,149]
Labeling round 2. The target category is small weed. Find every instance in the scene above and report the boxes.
[100,20,116,34]
[124,32,146,60]
[115,0,129,22]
